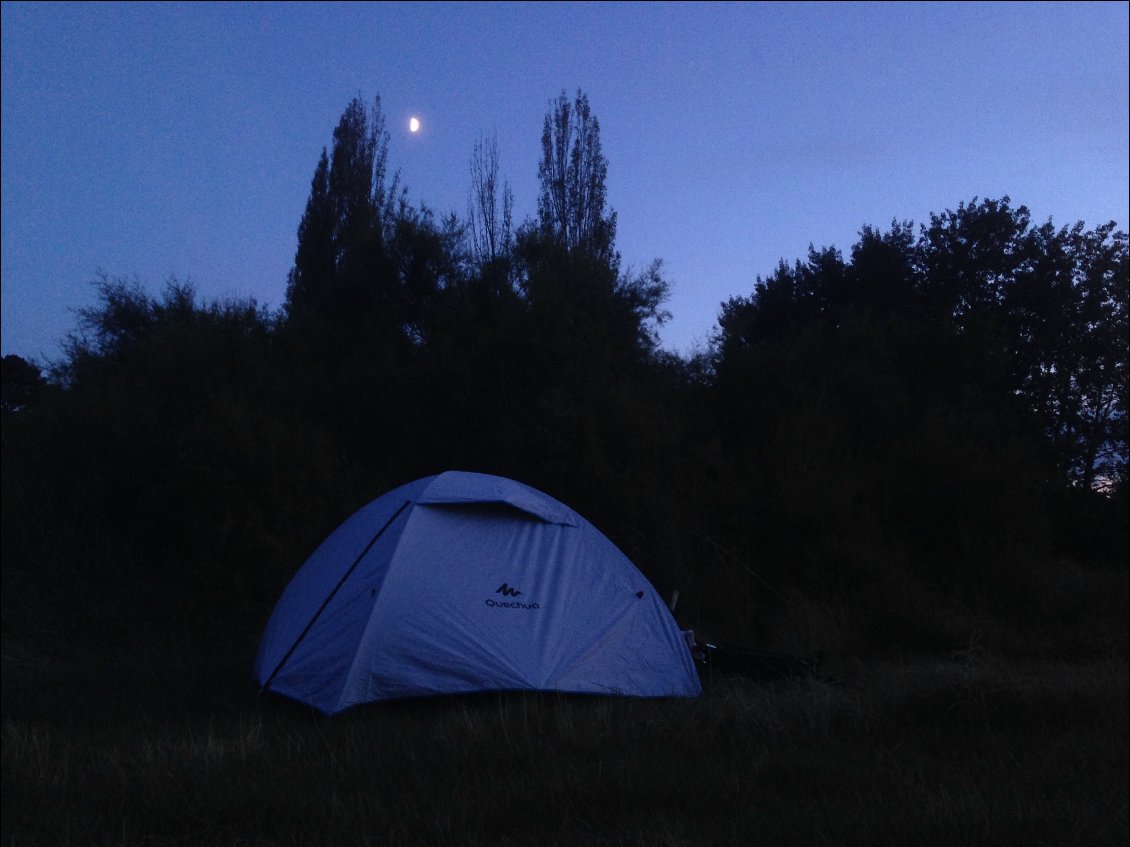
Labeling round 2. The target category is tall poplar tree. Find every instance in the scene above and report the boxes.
[536,90,617,266]
[284,96,399,324]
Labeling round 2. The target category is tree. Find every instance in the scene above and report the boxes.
[1004,219,1128,489]
[1,355,45,414]
[709,199,1128,629]
[284,96,401,324]
[536,89,617,266]
[519,89,671,354]
[467,132,513,271]
[920,198,1129,490]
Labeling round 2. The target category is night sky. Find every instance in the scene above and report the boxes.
[3,1,1127,363]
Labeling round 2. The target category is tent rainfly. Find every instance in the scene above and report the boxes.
[255,471,702,714]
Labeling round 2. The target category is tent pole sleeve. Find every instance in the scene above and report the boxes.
[261,499,413,692]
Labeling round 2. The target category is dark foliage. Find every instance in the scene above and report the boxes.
[2,95,1125,665]
[0,355,45,415]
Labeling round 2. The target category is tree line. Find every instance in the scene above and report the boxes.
[2,91,1126,657]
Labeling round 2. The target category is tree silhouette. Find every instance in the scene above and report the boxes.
[285,96,401,325]
[467,131,513,272]
[2,82,1124,663]
[1,354,45,415]
[536,90,617,266]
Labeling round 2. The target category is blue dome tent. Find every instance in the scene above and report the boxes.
[255,471,701,714]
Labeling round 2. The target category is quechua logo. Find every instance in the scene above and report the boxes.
[486,582,540,610]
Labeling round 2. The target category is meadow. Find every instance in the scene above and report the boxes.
[3,636,1126,846]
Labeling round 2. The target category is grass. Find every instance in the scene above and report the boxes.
[3,642,1127,846]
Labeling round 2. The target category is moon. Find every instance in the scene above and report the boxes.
[409,117,420,133]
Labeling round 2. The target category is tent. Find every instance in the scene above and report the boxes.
[255,471,701,714]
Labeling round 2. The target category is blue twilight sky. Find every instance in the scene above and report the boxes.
[3,1,1128,364]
